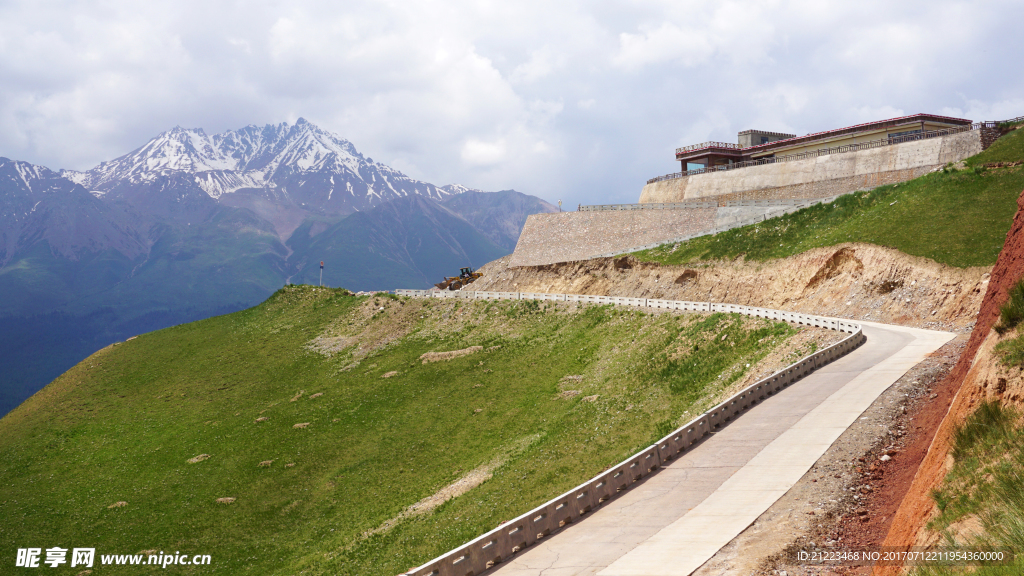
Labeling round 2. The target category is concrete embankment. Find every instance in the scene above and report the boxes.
[639,129,985,204]
[510,201,818,267]
[509,208,716,267]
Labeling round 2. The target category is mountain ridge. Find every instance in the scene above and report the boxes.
[0,119,557,416]
[61,118,455,220]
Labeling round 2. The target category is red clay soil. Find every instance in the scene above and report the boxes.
[813,339,963,576]
[872,187,1024,575]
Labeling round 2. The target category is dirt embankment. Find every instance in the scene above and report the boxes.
[876,188,1024,574]
[476,243,988,331]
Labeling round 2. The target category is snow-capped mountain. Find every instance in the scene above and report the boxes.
[0,126,558,417]
[0,158,145,265]
[62,119,455,219]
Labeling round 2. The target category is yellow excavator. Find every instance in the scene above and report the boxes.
[435,267,483,291]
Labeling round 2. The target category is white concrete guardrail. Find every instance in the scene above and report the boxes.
[391,289,864,576]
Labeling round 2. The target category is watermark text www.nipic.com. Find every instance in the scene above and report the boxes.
[16,548,212,569]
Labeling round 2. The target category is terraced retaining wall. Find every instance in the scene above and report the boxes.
[639,129,984,204]
[508,208,715,267]
[510,197,834,266]
[393,289,865,576]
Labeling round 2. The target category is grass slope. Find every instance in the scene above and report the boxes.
[915,402,1024,575]
[0,286,800,575]
[634,127,1024,269]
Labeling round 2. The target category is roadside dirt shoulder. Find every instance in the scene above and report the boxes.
[691,335,965,576]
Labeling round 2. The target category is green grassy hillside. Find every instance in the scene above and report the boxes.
[0,286,803,575]
[635,126,1024,268]
[914,402,1024,576]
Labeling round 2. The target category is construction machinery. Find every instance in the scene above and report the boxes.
[435,267,483,291]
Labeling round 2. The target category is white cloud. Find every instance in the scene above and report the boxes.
[461,138,506,166]
[0,0,1021,206]
[510,48,564,84]
[613,23,716,70]
[941,98,1024,122]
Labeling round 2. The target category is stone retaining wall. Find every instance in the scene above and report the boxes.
[710,166,935,204]
[510,199,835,266]
[639,129,985,204]
[509,209,715,267]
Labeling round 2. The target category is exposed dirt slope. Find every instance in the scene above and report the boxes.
[476,243,988,331]
[877,187,1024,574]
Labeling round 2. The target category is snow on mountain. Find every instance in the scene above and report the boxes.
[0,158,146,264]
[71,126,237,189]
[63,119,464,215]
[439,184,483,195]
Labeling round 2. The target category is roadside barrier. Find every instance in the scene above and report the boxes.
[578,196,837,212]
[391,289,864,576]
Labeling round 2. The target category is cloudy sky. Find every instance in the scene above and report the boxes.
[2,0,1022,206]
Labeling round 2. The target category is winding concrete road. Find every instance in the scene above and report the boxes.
[490,321,955,576]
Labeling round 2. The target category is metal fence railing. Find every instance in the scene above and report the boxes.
[578,196,835,212]
[675,141,741,155]
[578,200,717,211]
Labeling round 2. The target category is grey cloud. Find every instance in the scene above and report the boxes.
[0,0,1021,207]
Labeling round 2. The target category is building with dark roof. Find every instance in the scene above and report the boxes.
[674,114,973,173]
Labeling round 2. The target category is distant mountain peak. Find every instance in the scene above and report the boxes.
[54,120,475,225]
[440,184,482,195]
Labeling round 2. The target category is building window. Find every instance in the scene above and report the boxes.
[686,162,705,171]
[888,129,922,140]
[761,136,770,144]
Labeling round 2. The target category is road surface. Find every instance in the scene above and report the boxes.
[489,321,955,576]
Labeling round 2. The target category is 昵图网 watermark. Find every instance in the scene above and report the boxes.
[15,547,212,569]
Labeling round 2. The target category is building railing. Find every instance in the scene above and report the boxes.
[675,141,741,154]
[578,197,835,212]
[579,200,717,211]
[391,289,865,576]
[649,120,1006,184]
